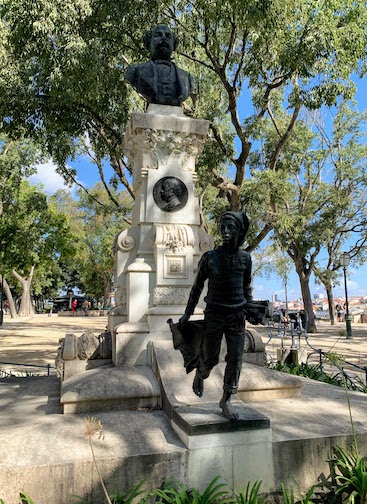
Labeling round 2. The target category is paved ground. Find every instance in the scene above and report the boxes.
[1,314,367,503]
[1,313,366,380]
[0,313,108,375]
[255,320,367,383]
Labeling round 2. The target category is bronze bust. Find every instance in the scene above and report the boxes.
[125,24,195,106]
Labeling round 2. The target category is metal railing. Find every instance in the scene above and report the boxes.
[0,362,52,377]
[264,310,306,351]
[305,335,367,385]
[264,311,367,386]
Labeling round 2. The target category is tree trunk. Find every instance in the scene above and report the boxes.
[12,266,35,317]
[293,260,317,333]
[325,282,336,325]
[299,275,316,332]
[103,274,111,307]
[0,275,17,318]
[284,278,289,316]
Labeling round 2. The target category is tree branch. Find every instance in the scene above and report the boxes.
[246,222,274,252]
[269,104,301,171]
[222,20,237,70]
[232,31,248,89]
[209,123,236,164]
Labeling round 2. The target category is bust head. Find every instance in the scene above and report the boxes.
[143,24,178,61]
[220,212,250,249]
[160,178,182,209]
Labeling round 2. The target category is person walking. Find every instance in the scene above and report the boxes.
[83,299,89,317]
[71,299,77,316]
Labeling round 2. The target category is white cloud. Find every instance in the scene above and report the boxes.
[29,160,75,194]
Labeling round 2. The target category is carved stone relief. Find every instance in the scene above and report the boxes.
[116,234,136,252]
[126,128,206,174]
[116,287,127,306]
[164,254,188,279]
[154,224,195,252]
[153,287,191,306]
[153,177,188,212]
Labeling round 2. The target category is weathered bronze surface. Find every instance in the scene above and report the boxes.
[178,212,253,420]
[153,177,188,212]
[125,25,195,106]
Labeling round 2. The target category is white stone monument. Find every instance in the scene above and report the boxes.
[109,104,213,367]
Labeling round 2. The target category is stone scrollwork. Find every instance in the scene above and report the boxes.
[153,287,191,306]
[117,234,135,252]
[244,330,256,353]
[136,129,205,168]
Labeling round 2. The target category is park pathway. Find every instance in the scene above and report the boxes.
[0,313,108,375]
[1,313,367,378]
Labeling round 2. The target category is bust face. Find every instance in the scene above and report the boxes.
[160,179,180,202]
[150,25,174,60]
[220,215,241,249]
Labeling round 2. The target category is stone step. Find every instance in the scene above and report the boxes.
[152,340,302,409]
[60,364,161,414]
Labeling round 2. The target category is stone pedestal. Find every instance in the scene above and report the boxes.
[171,408,274,493]
[109,104,213,366]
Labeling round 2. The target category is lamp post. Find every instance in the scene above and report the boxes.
[340,252,352,339]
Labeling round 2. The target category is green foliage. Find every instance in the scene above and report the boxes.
[269,361,367,393]
[51,183,132,302]
[6,469,367,504]
[73,480,147,504]
[0,134,76,305]
[19,492,35,504]
[270,361,345,384]
[109,481,148,504]
[1,0,367,328]
[280,480,315,504]
[329,445,367,504]
[243,98,367,330]
[235,481,265,504]
[1,0,367,218]
[153,477,235,504]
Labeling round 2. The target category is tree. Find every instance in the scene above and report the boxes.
[311,102,367,324]
[2,1,367,322]
[243,100,367,331]
[1,0,367,248]
[254,246,293,312]
[0,134,38,316]
[1,181,76,316]
[50,184,132,305]
[0,134,76,316]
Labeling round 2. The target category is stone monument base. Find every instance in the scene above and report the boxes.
[3,371,367,504]
[60,338,302,415]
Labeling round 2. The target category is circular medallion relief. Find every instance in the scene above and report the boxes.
[153,177,188,212]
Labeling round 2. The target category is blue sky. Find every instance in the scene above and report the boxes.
[29,78,367,303]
